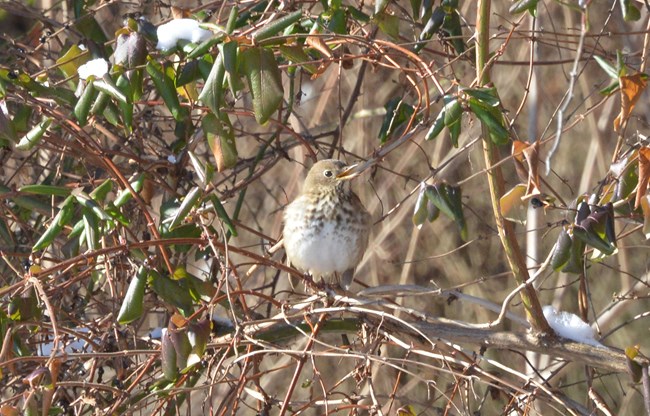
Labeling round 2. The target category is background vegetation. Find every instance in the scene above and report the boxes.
[1,0,650,414]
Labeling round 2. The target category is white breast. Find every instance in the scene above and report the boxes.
[283,199,364,277]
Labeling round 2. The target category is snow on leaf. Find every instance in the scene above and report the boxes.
[77,58,109,80]
[156,19,212,51]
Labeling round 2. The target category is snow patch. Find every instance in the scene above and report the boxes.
[156,19,212,51]
[542,305,602,347]
[77,58,109,80]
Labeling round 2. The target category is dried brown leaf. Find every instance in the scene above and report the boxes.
[512,140,542,199]
[171,7,190,19]
[614,73,648,132]
[522,140,542,198]
[634,147,650,209]
[512,140,528,183]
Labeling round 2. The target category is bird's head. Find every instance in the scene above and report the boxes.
[302,159,363,194]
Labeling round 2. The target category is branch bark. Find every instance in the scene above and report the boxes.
[475,0,552,333]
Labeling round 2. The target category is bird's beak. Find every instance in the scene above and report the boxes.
[336,163,363,180]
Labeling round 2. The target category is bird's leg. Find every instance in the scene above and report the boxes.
[340,269,355,291]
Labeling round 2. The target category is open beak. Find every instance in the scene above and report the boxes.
[336,163,363,180]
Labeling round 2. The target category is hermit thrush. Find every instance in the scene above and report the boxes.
[283,159,371,289]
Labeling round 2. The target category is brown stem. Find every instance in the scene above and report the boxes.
[475,0,552,333]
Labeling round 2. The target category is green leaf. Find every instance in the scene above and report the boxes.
[410,0,422,21]
[74,14,109,52]
[219,40,239,75]
[509,0,539,16]
[146,59,188,122]
[150,271,195,314]
[412,184,429,228]
[443,97,462,147]
[177,60,202,88]
[575,205,617,255]
[11,104,32,133]
[443,184,467,241]
[442,9,465,54]
[621,0,641,21]
[468,98,509,145]
[375,12,400,40]
[616,50,627,77]
[203,112,238,171]
[188,317,211,356]
[0,104,16,144]
[241,47,284,124]
[442,97,461,126]
[0,185,51,215]
[448,121,461,147]
[19,185,71,197]
[72,189,112,221]
[89,178,114,201]
[397,405,418,416]
[209,194,238,236]
[8,290,41,321]
[417,7,445,47]
[279,45,318,74]
[378,97,415,143]
[599,81,619,96]
[114,173,145,207]
[325,9,348,34]
[74,80,97,126]
[188,150,214,189]
[161,328,178,380]
[226,6,239,34]
[90,91,110,117]
[462,86,500,107]
[117,266,148,324]
[375,0,389,15]
[0,217,14,246]
[348,6,371,23]
[16,117,52,151]
[550,226,572,271]
[169,324,192,369]
[424,98,450,141]
[68,217,85,240]
[573,225,616,256]
[594,56,618,80]
[186,34,225,60]
[56,44,89,80]
[32,195,75,251]
[81,207,98,250]
[169,186,202,230]
[198,54,225,114]
[116,74,134,134]
[251,10,303,43]
[425,183,467,240]
[93,77,129,105]
[0,70,75,106]
[626,346,643,382]
[220,40,244,95]
[613,157,638,201]
[186,274,217,301]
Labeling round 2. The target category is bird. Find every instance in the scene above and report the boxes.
[283,159,371,290]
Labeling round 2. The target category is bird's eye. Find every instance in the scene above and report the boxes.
[324,170,333,178]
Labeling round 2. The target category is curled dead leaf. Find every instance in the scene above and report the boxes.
[614,73,648,132]
[634,147,650,209]
[512,140,542,199]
